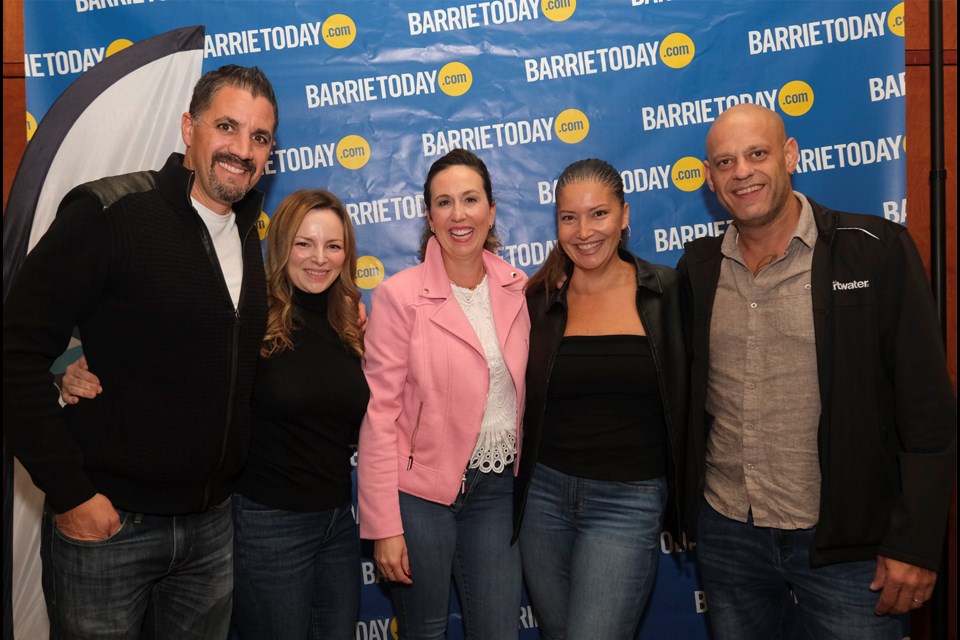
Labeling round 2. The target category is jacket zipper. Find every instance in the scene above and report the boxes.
[406,401,424,470]
[195,207,254,510]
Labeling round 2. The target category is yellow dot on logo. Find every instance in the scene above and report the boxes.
[105,39,134,57]
[887,2,905,37]
[336,135,371,170]
[355,255,386,290]
[541,0,576,22]
[256,211,270,241]
[322,14,357,49]
[26,111,38,141]
[390,618,399,640]
[554,108,590,144]
[659,33,695,69]
[778,80,814,117]
[671,156,706,192]
[438,62,473,97]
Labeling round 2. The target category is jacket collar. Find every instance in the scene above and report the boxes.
[684,192,840,264]
[545,247,663,312]
[418,236,523,299]
[156,152,266,232]
[808,196,839,245]
[418,237,525,356]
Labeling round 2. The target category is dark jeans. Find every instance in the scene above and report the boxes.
[41,498,233,640]
[230,495,360,640]
[696,500,904,640]
[391,467,522,640]
[519,465,666,639]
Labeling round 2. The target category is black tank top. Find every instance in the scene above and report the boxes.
[539,334,667,481]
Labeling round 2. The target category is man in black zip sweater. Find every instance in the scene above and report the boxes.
[3,65,276,639]
[679,104,955,640]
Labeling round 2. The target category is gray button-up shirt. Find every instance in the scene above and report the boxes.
[704,192,821,529]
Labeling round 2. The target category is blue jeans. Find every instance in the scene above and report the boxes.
[696,500,905,640]
[40,498,233,640]
[518,464,666,640]
[230,495,360,640]
[392,467,522,640]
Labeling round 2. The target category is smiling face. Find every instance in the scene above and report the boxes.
[285,209,346,294]
[181,85,276,215]
[704,104,798,230]
[425,164,496,263]
[556,179,629,275]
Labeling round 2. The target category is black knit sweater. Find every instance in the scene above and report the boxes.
[3,153,268,515]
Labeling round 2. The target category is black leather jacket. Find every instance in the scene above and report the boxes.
[513,249,689,542]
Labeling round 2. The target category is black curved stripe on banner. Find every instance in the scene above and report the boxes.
[2,25,205,301]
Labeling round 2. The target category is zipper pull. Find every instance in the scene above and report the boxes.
[461,470,467,495]
[407,455,413,471]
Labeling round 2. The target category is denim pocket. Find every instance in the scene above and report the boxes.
[234,494,285,516]
[53,510,129,546]
[615,477,664,493]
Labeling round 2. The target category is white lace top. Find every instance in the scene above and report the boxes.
[450,275,518,473]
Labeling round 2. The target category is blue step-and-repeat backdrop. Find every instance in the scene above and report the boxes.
[12,1,907,638]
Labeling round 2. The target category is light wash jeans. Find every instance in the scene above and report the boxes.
[519,464,666,640]
[391,466,522,640]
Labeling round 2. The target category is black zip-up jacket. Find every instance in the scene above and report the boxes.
[678,198,956,570]
[513,250,689,542]
[3,153,268,515]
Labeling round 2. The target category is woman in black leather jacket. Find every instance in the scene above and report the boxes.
[513,158,688,640]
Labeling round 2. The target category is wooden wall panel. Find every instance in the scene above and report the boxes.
[3,0,26,213]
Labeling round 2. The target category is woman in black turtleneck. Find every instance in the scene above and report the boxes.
[229,189,368,640]
[61,189,368,640]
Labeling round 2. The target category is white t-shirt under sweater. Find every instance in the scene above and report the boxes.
[450,275,518,474]
[193,198,243,309]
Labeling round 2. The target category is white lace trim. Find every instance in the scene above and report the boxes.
[450,276,518,473]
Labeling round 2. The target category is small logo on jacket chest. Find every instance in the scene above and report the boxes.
[832,279,870,291]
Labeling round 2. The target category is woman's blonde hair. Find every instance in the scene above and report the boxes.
[261,189,363,358]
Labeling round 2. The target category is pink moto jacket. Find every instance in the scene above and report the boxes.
[358,237,529,540]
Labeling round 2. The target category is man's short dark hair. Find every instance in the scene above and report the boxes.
[189,65,279,134]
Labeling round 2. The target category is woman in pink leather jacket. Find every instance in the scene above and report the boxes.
[358,149,529,639]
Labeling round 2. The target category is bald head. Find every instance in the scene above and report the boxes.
[706,104,788,159]
[702,104,800,229]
